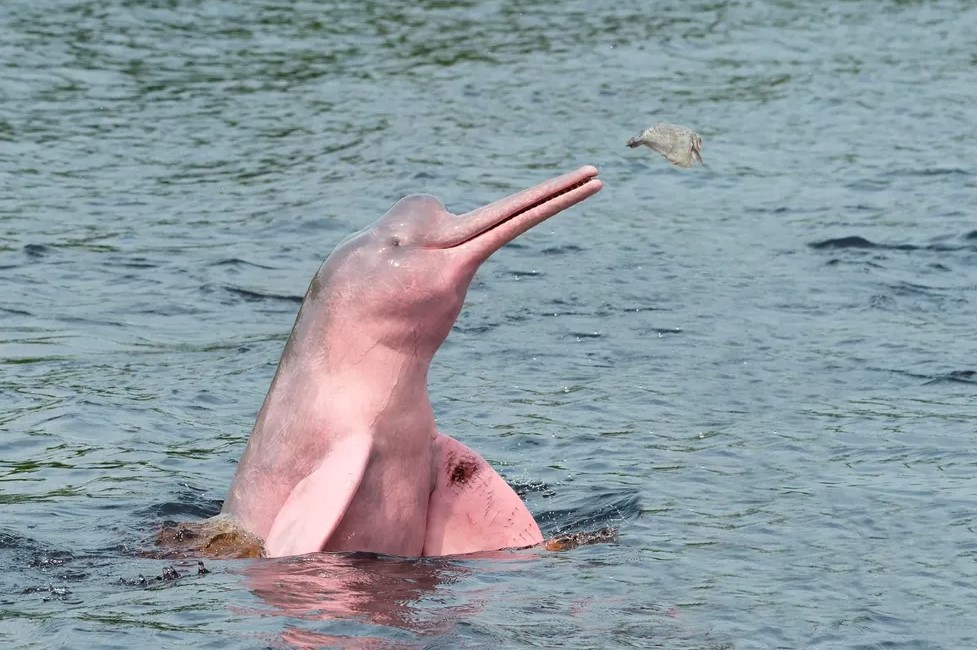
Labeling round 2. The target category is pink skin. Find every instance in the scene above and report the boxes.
[220,166,603,558]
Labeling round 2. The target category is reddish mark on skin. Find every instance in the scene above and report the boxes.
[446,452,479,486]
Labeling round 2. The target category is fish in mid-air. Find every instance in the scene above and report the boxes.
[627,122,703,168]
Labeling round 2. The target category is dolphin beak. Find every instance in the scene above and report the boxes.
[444,166,602,262]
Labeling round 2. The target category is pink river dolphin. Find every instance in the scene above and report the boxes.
[158,166,603,559]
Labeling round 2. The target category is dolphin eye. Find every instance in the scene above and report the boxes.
[390,236,401,247]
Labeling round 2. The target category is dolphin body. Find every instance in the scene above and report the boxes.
[220,166,603,558]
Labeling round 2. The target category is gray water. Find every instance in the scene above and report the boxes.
[2,0,976,647]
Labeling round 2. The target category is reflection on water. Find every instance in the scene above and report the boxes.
[240,549,720,650]
[244,553,469,648]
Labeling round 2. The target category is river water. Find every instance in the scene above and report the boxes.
[2,0,976,648]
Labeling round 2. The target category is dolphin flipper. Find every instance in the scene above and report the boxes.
[423,433,543,556]
[264,435,371,558]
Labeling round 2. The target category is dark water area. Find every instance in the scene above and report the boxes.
[2,0,976,647]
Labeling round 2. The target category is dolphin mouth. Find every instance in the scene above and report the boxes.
[496,175,596,226]
[444,166,602,255]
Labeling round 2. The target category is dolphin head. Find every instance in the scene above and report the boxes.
[302,166,603,362]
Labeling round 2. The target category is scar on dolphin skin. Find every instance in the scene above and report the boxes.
[446,452,479,487]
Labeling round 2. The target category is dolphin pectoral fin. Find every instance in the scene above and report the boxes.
[422,433,543,556]
[264,435,371,558]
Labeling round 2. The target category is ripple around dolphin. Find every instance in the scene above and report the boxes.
[925,370,977,385]
[22,243,53,259]
[139,481,639,556]
[882,368,977,386]
[0,483,644,643]
[809,233,977,252]
[0,529,91,602]
[220,285,305,304]
[207,257,277,270]
[534,491,641,537]
[137,489,223,522]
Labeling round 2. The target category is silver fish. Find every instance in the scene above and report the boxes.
[627,122,703,168]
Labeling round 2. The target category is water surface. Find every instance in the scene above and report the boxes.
[2,0,976,647]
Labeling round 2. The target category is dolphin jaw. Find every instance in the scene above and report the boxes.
[431,166,601,252]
